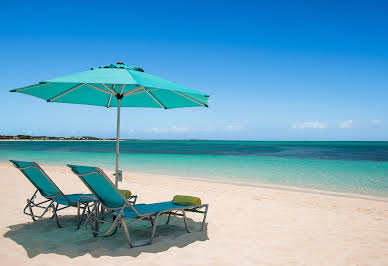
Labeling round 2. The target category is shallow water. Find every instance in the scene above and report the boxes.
[1,141,388,197]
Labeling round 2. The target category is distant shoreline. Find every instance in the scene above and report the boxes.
[0,139,116,142]
[1,139,388,142]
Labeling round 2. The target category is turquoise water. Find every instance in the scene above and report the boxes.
[1,141,388,197]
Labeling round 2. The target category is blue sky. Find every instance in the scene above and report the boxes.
[1,0,387,140]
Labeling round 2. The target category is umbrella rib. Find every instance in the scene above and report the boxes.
[47,83,85,102]
[102,84,118,96]
[134,87,158,95]
[85,83,115,95]
[123,86,145,96]
[145,89,166,109]
[10,82,51,92]
[123,87,160,97]
[171,91,208,107]
[120,84,125,95]
[106,94,113,108]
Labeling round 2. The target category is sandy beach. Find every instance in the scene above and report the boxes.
[0,162,387,265]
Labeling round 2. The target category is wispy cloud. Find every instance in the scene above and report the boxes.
[371,119,381,125]
[224,124,245,132]
[291,121,328,129]
[339,120,353,128]
[144,125,189,134]
[143,124,247,135]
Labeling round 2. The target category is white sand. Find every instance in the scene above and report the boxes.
[0,163,387,265]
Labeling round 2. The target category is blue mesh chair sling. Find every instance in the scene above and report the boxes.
[67,164,209,248]
[10,160,99,228]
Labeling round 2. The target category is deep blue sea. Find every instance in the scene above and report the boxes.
[1,141,388,197]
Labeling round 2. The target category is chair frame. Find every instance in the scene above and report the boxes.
[68,165,208,248]
[10,160,136,228]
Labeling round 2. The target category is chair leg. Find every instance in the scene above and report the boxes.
[181,205,209,233]
[83,204,97,230]
[100,204,105,222]
[76,201,81,229]
[149,214,160,245]
[113,213,122,228]
[52,203,62,228]
[200,205,209,231]
[77,204,88,230]
[94,204,100,232]
[181,210,191,233]
[23,192,56,222]
[118,215,160,248]
[27,199,37,222]
[165,213,171,225]
[121,218,133,248]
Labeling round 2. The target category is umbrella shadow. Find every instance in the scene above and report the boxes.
[4,215,209,258]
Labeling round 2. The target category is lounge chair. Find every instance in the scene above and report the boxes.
[10,160,136,228]
[67,164,209,247]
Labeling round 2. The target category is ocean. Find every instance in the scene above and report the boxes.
[1,140,388,197]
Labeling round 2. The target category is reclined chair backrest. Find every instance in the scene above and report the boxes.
[10,160,63,199]
[67,165,133,210]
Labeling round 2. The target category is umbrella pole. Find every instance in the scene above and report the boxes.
[115,98,121,188]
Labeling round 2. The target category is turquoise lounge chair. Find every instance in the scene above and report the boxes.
[67,164,209,248]
[11,160,100,228]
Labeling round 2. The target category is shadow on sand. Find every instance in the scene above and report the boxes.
[4,215,209,258]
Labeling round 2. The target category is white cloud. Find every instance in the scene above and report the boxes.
[144,125,189,134]
[224,124,245,132]
[372,120,381,125]
[128,129,135,134]
[144,128,165,134]
[339,120,353,128]
[170,126,189,133]
[291,121,328,129]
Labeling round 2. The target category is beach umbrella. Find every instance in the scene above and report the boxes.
[10,62,209,187]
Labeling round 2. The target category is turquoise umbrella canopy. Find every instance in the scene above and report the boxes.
[10,62,209,186]
[11,63,209,108]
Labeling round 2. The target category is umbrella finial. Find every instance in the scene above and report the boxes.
[133,67,144,72]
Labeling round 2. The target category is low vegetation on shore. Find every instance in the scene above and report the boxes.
[0,135,107,141]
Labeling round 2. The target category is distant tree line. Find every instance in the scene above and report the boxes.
[0,135,103,140]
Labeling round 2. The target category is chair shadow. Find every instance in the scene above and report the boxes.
[4,214,209,258]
